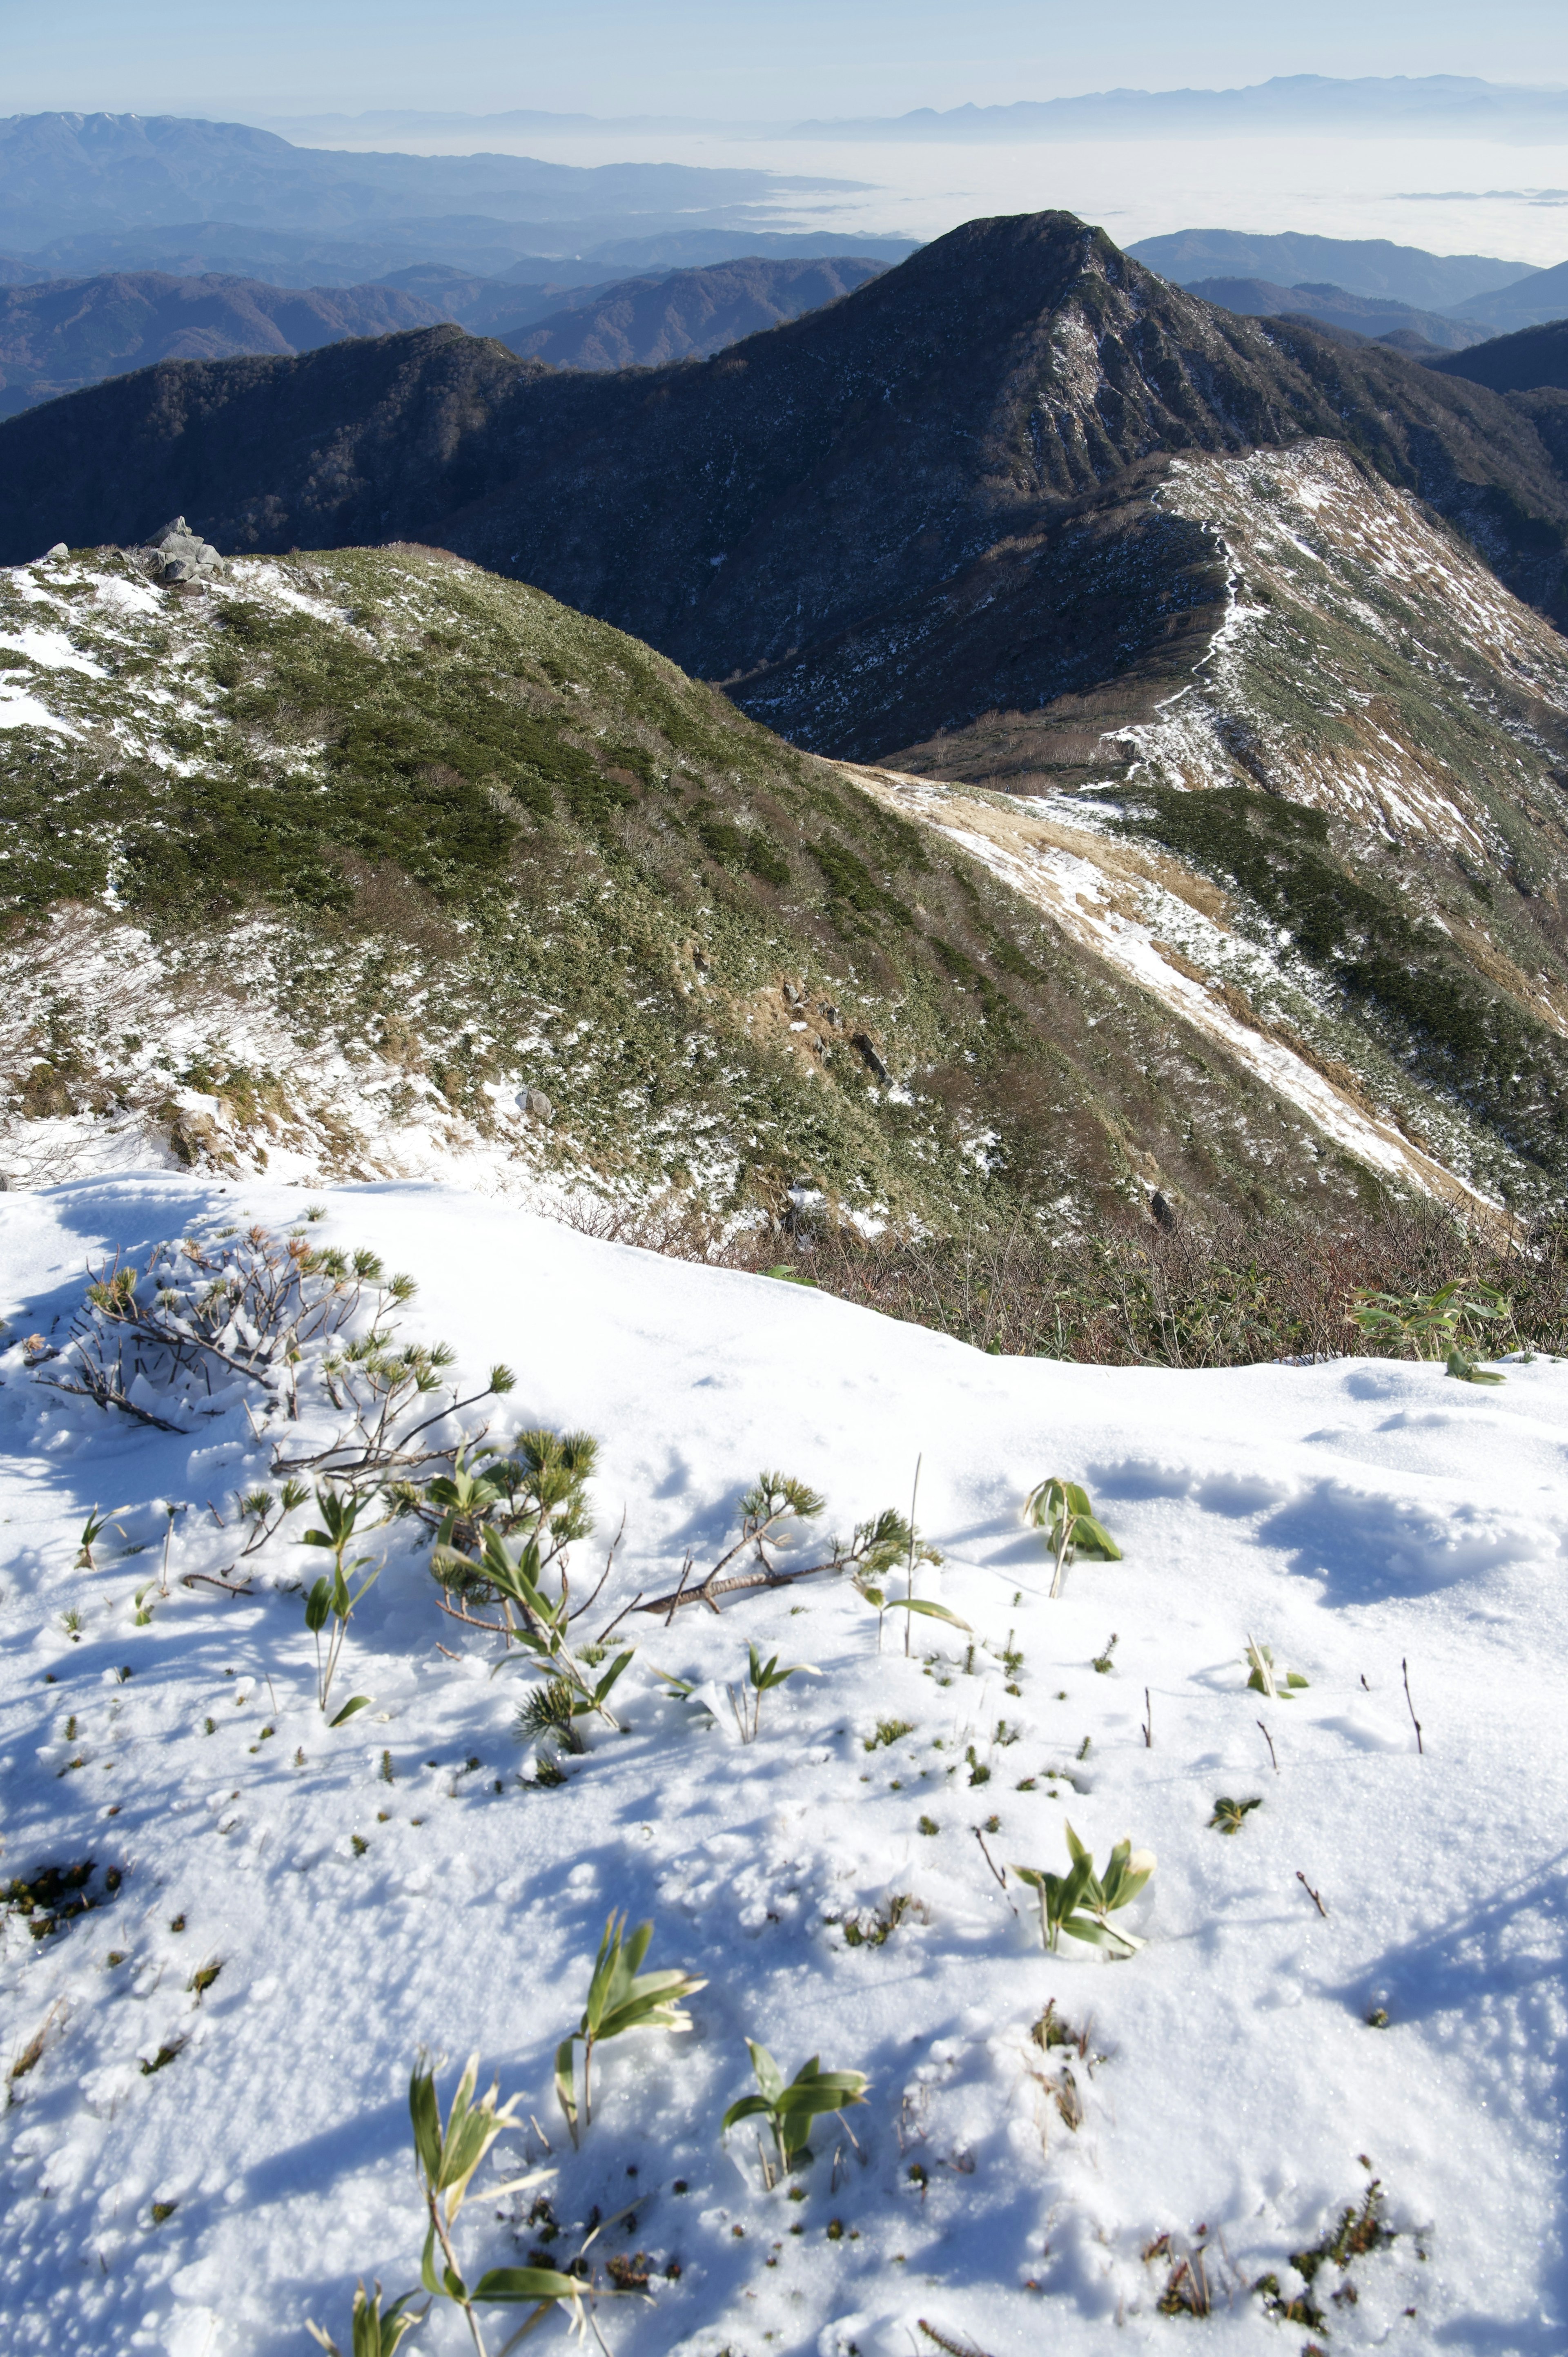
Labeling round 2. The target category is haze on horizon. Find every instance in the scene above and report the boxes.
[8,0,1568,123]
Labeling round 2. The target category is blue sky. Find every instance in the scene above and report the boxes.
[9,0,1568,121]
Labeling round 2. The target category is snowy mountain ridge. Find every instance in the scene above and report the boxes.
[9,447,1568,1224]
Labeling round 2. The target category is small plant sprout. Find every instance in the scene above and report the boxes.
[1091,1633,1118,1675]
[407,2050,574,2355]
[302,1485,384,1722]
[722,2041,869,2187]
[1209,1795,1263,1835]
[307,2280,426,2357]
[74,1507,121,1570]
[1024,1478,1122,1599]
[1445,1344,1506,1385]
[1013,1822,1155,1957]
[728,1641,820,1742]
[1245,1637,1308,1699]
[555,1913,705,2146]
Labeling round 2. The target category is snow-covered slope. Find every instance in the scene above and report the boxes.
[3,1174,1564,2354]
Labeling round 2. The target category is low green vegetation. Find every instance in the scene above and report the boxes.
[0,545,1417,1231]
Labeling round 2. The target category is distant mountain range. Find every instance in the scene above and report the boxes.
[0,221,915,292]
[790,74,1568,141]
[0,255,891,415]
[0,113,914,289]
[1186,277,1485,352]
[1432,319,1568,396]
[1127,229,1535,310]
[504,256,884,369]
[0,271,446,419]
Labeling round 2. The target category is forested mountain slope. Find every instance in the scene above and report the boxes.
[0,269,446,417]
[2,213,1566,770]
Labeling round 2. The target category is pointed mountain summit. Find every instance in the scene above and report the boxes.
[2,211,1566,774]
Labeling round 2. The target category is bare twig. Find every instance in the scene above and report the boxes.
[180,1571,253,1597]
[567,1510,625,1625]
[1141,1688,1153,1748]
[595,1590,644,1646]
[1296,1870,1327,1918]
[905,1453,923,1659]
[1401,1657,1424,1754]
[1256,1719,1278,1774]
[660,1552,694,1628]
[973,1825,1013,1907]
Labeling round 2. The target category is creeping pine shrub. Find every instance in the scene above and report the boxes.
[36,1229,385,1430]
[633,1473,955,1624]
[722,2041,869,2186]
[849,1508,966,1650]
[1024,1478,1122,1599]
[555,1913,705,2146]
[1013,1822,1155,1956]
[421,1431,633,1738]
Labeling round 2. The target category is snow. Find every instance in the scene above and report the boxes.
[2,1173,1564,2355]
[0,628,106,678]
[0,687,78,737]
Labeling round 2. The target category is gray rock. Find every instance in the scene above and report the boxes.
[140,514,223,582]
[518,1087,555,1125]
[43,541,68,560]
[851,1031,889,1083]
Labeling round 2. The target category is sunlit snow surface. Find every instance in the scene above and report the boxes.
[2,1176,1565,2354]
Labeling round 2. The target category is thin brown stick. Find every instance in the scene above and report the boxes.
[1141,1688,1153,1748]
[595,1590,644,1645]
[1296,1870,1327,1918]
[180,1570,254,1596]
[1256,1719,1278,1773]
[973,1826,1016,1913]
[567,1510,625,1624]
[659,1551,695,1627]
[1401,1657,1424,1754]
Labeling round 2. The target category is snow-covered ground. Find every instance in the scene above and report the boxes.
[2,1174,1565,2356]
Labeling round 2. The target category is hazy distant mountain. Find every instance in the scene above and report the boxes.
[0,113,853,251]
[504,257,886,368]
[1189,277,1485,351]
[0,270,448,418]
[1431,319,1568,395]
[7,219,917,294]
[1443,260,1568,335]
[791,74,1568,141]
[1130,229,1535,309]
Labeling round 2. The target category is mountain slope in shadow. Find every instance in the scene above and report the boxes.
[2,211,1566,768]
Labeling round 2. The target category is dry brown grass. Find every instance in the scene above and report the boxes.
[562,1194,1568,1368]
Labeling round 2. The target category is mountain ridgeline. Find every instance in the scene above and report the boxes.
[2,212,1567,777]
[10,212,1568,1224]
